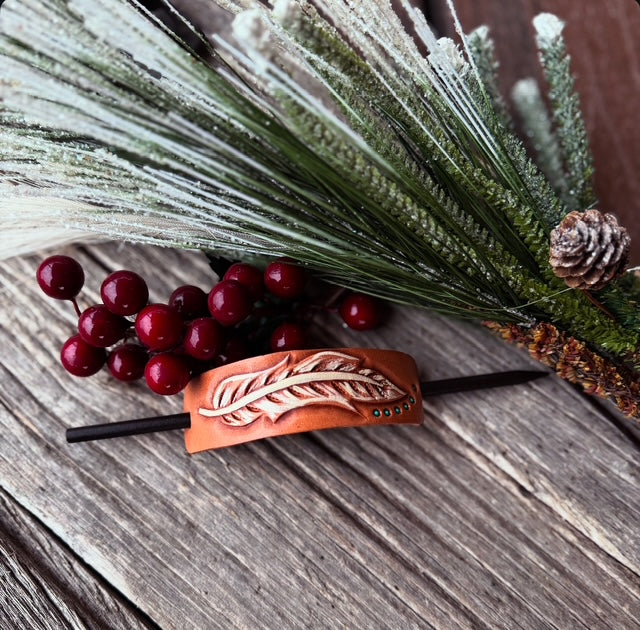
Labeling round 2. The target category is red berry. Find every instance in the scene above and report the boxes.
[224,263,264,301]
[169,285,208,320]
[264,258,306,299]
[37,255,84,300]
[270,322,305,352]
[60,334,106,377]
[208,280,252,326]
[145,353,191,395]
[101,270,149,316]
[135,304,183,351]
[108,344,148,381]
[184,317,223,360]
[339,293,381,331]
[78,305,129,348]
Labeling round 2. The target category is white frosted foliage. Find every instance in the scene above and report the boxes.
[232,9,270,49]
[533,13,565,48]
[272,0,301,28]
[512,78,540,105]
[0,0,598,333]
[435,37,467,73]
[470,25,489,41]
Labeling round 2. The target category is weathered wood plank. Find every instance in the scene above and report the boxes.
[1,244,640,628]
[0,488,154,630]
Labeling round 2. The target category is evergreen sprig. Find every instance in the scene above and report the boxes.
[512,78,568,203]
[533,13,596,212]
[1,0,638,416]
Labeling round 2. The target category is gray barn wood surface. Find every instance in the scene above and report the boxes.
[2,2,640,628]
[1,244,640,629]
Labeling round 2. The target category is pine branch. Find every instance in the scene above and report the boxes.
[467,25,512,131]
[533,13,595,212]
[1,0,639,392]
[594,273,640,337]
[512,78,568,202]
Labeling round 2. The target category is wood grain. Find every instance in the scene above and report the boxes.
[0,489,153,630]
[1,244,640,628]
[2,3,640,626]
[430,0,640,262]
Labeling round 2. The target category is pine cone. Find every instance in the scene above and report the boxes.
[549,209,631,291]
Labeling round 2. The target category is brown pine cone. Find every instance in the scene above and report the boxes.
[549,209,631,291]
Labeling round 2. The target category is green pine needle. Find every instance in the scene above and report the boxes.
[512,78,568,203]
[533,13,596,212]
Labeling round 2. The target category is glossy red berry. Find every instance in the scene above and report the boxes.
[169,285,209,320]
[107,344,148,381]
[60,334,106,377]
[135,304,183,351]
[36,255,84,300]
[223,263,264,301]
[78,305,129,348]
[264,258,306,299]
[339,293,381,331]
[208,280,252,326]
[145,353,191,395]
[270,322,305,352]
[101,270,149,316]
[184,318,223,361]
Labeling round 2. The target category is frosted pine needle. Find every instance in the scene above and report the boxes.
[532,13,595,211]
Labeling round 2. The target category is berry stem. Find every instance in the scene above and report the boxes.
[71,298,81,318]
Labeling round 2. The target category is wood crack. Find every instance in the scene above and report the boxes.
[0,487,159,630]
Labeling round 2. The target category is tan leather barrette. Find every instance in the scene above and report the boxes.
[184,348,422,453]
[66,347,546,453]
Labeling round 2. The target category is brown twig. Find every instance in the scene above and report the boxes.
[581,289,616,321]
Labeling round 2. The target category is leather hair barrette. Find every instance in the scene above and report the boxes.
[66,348,547,453]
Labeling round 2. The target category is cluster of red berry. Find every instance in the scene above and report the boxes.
[37,255,382,396]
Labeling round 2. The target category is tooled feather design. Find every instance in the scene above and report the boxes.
[198,351,406,426]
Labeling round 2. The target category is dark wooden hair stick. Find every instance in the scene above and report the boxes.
[66,413,190,443]
[420,370,548,397]
[65,369,547,444]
